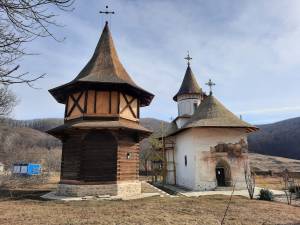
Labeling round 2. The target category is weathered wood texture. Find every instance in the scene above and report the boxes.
[60,130,140,183]
[65,91,138,121]
[81,131,117,182]
[61,133,82,180]
[117,133,139,181]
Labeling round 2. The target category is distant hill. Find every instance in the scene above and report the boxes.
[248,117,300,160]
[0,124,61,169]
[140,118,169,136]
[249,153,300,172]
[2,118,63,132]
[3,116,300,160]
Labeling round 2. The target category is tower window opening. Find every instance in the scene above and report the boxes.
[184,155,187,166]
[193,103,198,112]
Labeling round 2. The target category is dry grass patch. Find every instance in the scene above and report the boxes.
[0,194,299,225]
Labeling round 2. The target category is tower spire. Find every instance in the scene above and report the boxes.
[184,51,192,66]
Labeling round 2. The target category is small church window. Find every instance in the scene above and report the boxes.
[184,155,187,166]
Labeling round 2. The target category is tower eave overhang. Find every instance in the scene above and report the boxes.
[49,80,154,107]
[47,119,152,140]
[173,92,202,102]
[166,125,259,138]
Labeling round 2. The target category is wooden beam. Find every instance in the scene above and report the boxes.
[94,90,97,113]
[67,91,84,117]
[137,99,140,119]
[117,91,120,114]
[64,96,69,118]
[120,93,137,118]
[84,91,88,113]
[109,91,112,114]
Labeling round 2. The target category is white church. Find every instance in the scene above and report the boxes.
[164,54,258,191]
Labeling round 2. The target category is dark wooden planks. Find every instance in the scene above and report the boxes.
[81,131,117,182]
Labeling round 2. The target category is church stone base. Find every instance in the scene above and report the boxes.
[56,181,141,198]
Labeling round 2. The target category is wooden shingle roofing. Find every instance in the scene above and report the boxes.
[173,65,202,101]
[184,95,257,130]
[49,22,154,106]
[166,94,258,136]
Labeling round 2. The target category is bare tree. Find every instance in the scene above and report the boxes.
[282,169,294,205]
[0,0,74,87]
[0,85,17,116]
[244,162,255,199]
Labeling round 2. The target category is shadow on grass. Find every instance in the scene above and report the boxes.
[0,189,51,201]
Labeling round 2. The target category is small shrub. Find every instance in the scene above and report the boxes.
[258,189,274,201]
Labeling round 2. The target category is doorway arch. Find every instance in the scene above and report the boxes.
[215,159,232,187]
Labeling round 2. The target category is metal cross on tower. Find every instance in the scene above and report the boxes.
[206,79,216,95]
[184,51,192,66]
[100,5,115,23]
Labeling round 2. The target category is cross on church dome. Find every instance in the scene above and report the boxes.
[100,5,115,15]
[100,5,115,24]
[184,51,192,66]
[205,79,216,95]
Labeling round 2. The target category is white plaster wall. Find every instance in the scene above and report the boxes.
[177,98,200,116]
[171,128,249,191]
[195,128,248,190]
[173,130,197,190]
[166,149,175,185]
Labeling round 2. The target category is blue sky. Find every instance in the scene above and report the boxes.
[10,0,300,124]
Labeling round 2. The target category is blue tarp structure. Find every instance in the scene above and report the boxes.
[13,163,41,176]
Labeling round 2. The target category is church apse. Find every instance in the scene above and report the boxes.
[205,138,249,188]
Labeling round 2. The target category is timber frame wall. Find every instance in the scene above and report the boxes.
[65,90,140,121]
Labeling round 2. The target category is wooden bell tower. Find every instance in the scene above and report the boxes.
[47,21,154,197]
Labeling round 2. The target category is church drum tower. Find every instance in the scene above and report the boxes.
[47,21,154,198]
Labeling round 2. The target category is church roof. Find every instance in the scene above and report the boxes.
[184,95,257,129]
[173,65,202,101]
[166,94,258,136]
[49,22,154,106]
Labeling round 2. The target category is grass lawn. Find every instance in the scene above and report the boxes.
[0,175,299,225]
[0,190,299,225]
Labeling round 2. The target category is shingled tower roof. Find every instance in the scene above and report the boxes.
[173,65,202,101]
[183,94,257,131]
[49,22,154,107]
[74,22,136,85]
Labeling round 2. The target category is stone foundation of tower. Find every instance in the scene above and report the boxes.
[56,181,141,198]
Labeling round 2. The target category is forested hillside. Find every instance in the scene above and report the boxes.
[248,117,300,160]
[0,116,299,164]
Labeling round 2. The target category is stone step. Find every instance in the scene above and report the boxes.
[141,182,172,197]
[214,186,235,191]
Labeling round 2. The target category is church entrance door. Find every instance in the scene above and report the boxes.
[216,167,225,186]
